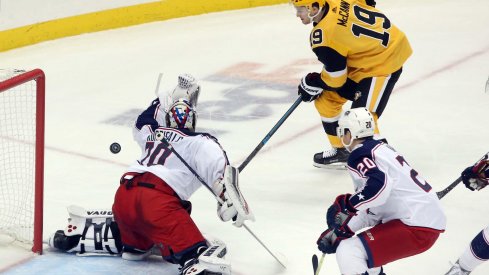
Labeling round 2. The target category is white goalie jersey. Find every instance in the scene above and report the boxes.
[128,124,228,201]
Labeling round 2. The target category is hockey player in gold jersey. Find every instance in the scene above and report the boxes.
[291,0,412,168]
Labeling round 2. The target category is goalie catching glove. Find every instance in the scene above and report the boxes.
[213,165,254,227]
[461,155,489,191]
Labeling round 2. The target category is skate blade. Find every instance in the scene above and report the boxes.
[313,162,347,170]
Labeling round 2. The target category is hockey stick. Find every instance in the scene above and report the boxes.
[312,253,325,275]
[485,76,489,94]
[243,223,287,269]
[436,151,489,199]
[238,96,302,172]
[159,138,287,268]
[154,73,163,96]
[312,254,325,275]
[436,176,462,199]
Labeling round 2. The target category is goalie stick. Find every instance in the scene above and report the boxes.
[154,73,163,96]
[159,137,287,269]
[436,151,489,199]
[238,96,302,172]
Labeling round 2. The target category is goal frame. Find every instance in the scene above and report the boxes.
[0,69,45,254]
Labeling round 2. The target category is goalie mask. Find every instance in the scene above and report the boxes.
[165,99,197,131]
[337,107,374,148]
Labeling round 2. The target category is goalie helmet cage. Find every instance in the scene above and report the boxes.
[0,69,45,254]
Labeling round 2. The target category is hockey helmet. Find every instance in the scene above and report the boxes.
[337,107,374,141]
[165,99,197,131]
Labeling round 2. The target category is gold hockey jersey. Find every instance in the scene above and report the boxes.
[310,0,412,88]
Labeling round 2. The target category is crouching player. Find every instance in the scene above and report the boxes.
[316,108,446,274]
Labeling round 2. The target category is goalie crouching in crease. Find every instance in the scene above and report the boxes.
[48,74,253,275]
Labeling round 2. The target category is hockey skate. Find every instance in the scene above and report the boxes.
[313,147,350,169]
[445,261,471,275]
[179,242,230,275]
[179,258,228,275]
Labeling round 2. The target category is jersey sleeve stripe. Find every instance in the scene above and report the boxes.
[351,172,388,208]
[323,67,347,78]
[347,165,365,178]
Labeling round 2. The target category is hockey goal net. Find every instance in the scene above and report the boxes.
[0,69,44,254]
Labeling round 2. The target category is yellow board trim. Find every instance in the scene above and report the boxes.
[0,0,288,52]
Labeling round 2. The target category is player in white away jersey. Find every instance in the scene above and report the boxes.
[316,107,446,275]
[445,155,489,275]
[112,74,252,275]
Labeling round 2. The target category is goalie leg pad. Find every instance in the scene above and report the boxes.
[49,205,122,256]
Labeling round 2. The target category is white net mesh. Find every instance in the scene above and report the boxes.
[0,69,36,248]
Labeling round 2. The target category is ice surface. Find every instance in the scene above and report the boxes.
[1,0,489,274]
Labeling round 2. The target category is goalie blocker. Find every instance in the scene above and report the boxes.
[213,165,255,227]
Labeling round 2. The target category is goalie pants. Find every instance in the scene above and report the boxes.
[315,67,402,148]
[112,172,206,264]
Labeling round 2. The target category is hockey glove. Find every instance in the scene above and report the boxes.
[298,72,324,102]
[461,158,489,191]
[326,194,357,230]
[317,227,354,254]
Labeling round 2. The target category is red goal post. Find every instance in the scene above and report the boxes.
[0,69,45,254]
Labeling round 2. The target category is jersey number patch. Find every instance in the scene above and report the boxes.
[351,5,391,47]
[396,155,432,192]
[139,142,172,166]
[311,29,323,45]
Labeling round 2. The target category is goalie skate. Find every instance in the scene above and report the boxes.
[313,147,349,170]
[180,243,230,275]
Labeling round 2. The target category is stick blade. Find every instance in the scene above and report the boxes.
[312,254,319,274]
